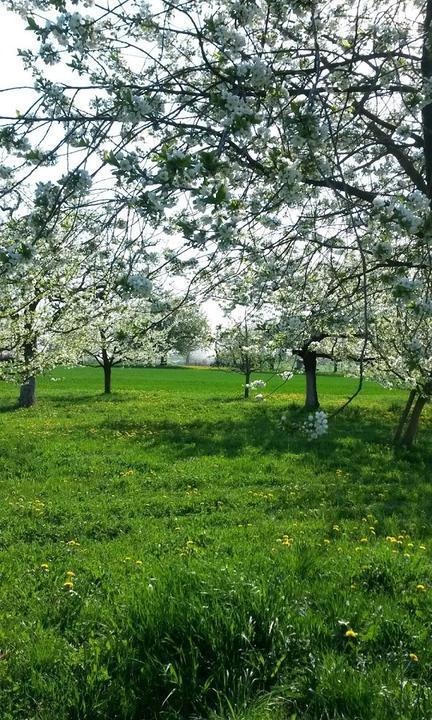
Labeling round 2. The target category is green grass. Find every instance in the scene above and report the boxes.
[0,367,431,720]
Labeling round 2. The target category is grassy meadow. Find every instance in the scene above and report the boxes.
[0,367,432,719]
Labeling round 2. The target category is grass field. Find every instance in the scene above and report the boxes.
[1,367,432,720]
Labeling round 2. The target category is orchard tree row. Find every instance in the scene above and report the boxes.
[0,208,210,403]
[0,0,431,446]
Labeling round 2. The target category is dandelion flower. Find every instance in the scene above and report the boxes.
[409,653,419,662]
[63,581,74,590]
[416,584,427,592]
[345,629,358,638]
[40,563,49,571]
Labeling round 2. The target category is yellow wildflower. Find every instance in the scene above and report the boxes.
[323,539,330,544]
[66,571,75,578]
[360,538,368,543]
[416,584,427,592]
[63,581,74,590]
[135,560,143,565]
[420,545,427,550]
[409,653,419,662]
[345,629,358,638]
[40,563,49,571]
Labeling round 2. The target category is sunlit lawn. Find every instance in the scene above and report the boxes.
[0,367,431,720]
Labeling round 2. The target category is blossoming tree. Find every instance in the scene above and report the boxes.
[0,211,94,406]
[2,0,432,443]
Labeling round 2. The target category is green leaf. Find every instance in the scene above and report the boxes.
[26,16,39,31]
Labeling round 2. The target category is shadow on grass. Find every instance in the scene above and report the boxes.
[100,402,432,464]
[37,392,141,407]
[97,403,432,529]
[0,402,21,414]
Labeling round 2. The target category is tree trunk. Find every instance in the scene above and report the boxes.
[244,369,250,399]
[303,350,319,410]
[394,389,416,445]
[399,395,427,447]
[102,349,112,394]
[333,361,338,373]
[18,376,36,408]
[160,355,167,367]
[18,339,37,408]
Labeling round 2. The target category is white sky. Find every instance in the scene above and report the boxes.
[0,11,35,100]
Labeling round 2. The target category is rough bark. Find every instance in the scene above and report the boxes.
[303,350,320,410]
[18,375,36,408]
[400,395,427,447]
[394,389,416,445]
[101,348,112,394]
[18,339,37,408]
[244,369,251,399]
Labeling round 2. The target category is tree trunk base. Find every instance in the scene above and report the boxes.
[394,390,416,445]
[18,377,36,408]
[399,396,427,447]
[394,392,427,448]
[303,352,319,410]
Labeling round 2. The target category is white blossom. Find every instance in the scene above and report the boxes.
[302,411,328,440]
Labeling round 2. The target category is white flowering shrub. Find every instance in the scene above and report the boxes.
[302,411,329,440]
[250,379,266,389]
[279,414,288,428]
